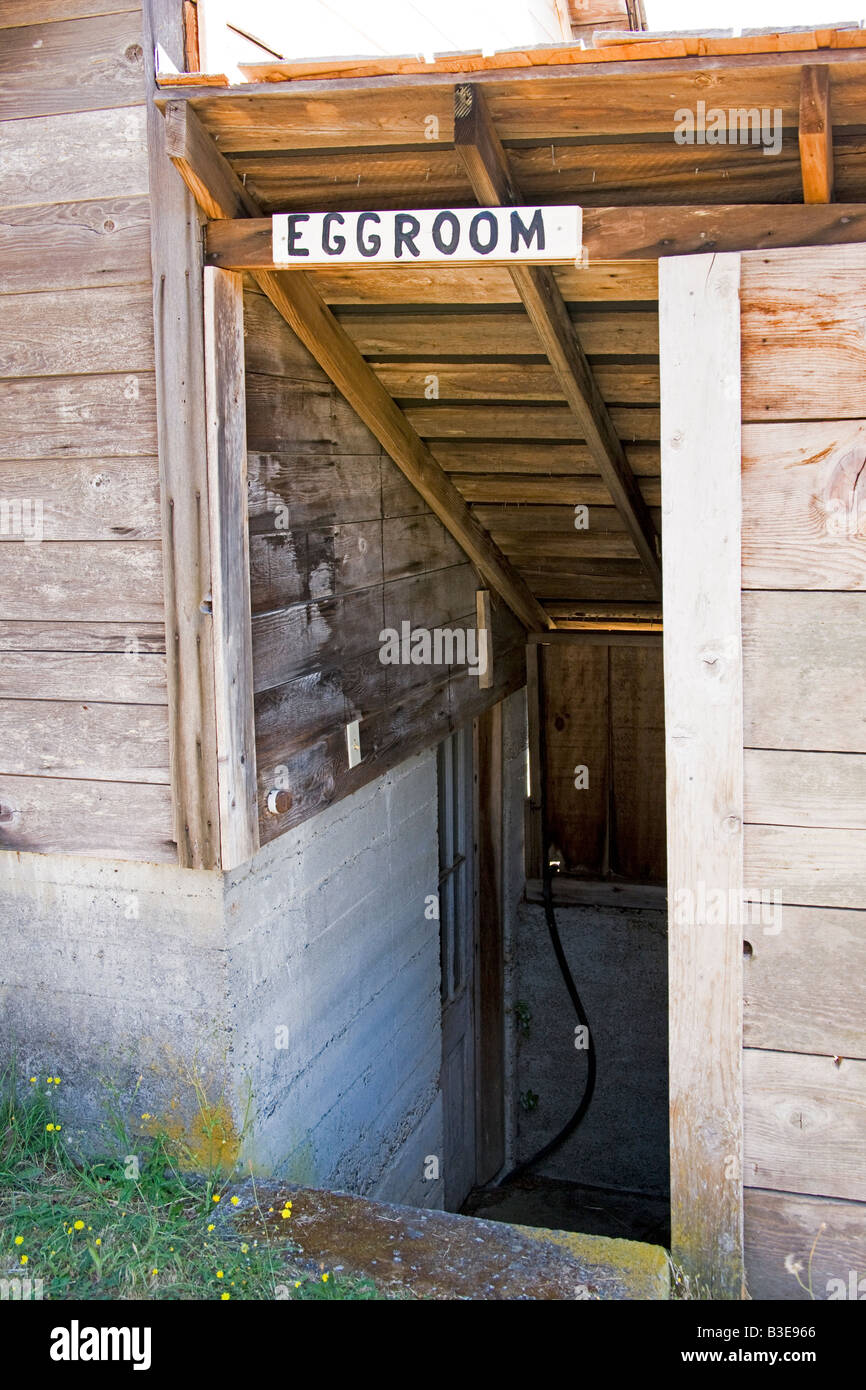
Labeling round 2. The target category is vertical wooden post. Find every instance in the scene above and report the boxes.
[799,66,834,205]
[203,267,259,869]
[524,643,544,879]
[659,252,745,1298]
[475,701,505,1182]
[476,588,493,690]
[143,0,221,866]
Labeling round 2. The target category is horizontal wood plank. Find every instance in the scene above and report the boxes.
[206,203,866,267]
[405,404,659,440]
[0,620,164,652]
[742,592,866,752]
[434,440,660,474]
[741,244,866,421]
[744,1048,866,1202]
[745,749,866,830]
[0,697,169,782]
[743,905,866,1058]
[0,372,157,458]
[744,1188,866,1300]
[0,196,151,294]
[0,285,154,378]
[0,457,159,539]
[251,561,479,693]
[0,107,149,208]
[0,649,166,703]
[257,637,525,843]
[0,12,146,121]
[331,307,658,358]
[0,3,141,27]
[453,474,660,506]
[744,823,866,910]
[307,260,659,305]
[245,371,378,456]
[373,360,659,404]
[0,772,174,861]
[247,451,383,527]
[472,503,662,533]
[742,421,866,590]
[228,141,803,215]
[0,541,163,620]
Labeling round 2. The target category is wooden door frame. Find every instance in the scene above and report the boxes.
[474,700,506,1184]
[659,252,746,1299]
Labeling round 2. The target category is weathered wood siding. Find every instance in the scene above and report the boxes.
[0,2,175,860]
[243,282,526,845]
[740,244,866,1299]
[542,641,665,882]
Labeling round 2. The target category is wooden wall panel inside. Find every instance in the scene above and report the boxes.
[740,244,866,1292]
[243,284,526,846]
[541,640,665,882]
[0,1,174,863]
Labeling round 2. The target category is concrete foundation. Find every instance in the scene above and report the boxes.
[0,747,445,1207]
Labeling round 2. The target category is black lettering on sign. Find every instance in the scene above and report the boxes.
[395,213,421,258]
[511,208,545,253]
[285,214,310,256]
[357,212,382,257]
[323,212,346,255]
[432,210,460,255]
[469,210,498,255]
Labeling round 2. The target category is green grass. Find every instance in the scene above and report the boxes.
[0,1070,388,1301]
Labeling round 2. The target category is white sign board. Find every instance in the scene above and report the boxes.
[272,206,583,269]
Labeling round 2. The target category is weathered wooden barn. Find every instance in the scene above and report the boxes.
[1,0,864,1300]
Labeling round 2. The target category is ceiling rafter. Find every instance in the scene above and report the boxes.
[452,81,662,593]
[162,99,552,633]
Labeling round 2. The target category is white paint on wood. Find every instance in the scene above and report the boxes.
[272,206,582,270]
[659,250,744,1298]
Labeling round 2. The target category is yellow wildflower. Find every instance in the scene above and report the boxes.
[20,1255,28,1266]
[73,1221,84,1231]
[216,1270,224,1279]
[14,1236,23,1245]
[221,1292,230,1300]
[230,1196,239,1206]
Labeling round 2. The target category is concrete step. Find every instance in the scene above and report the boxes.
[234,1180,670,1299]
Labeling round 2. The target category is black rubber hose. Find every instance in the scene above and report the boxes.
[496,657,597,1187]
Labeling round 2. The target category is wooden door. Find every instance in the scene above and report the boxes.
[438,722,477,1209]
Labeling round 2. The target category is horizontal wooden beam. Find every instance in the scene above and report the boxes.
[153,45,866,109]
[526,878,667,909]
[164,101,550,633]
[453,82,661,594]
[205,203,866,269]
[530,628,662,644]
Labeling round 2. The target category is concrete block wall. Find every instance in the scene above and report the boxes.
[0,749,445,1207]
[225,750,444,1206]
